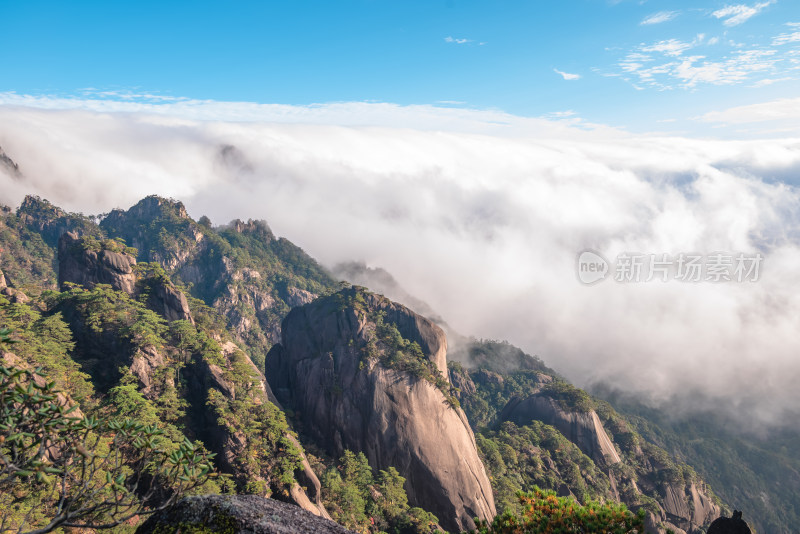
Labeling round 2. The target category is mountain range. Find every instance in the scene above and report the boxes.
[0,194,793,533]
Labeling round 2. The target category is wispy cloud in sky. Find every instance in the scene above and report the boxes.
[614,20,798,90]
[444,36,472,44]
[640,38,697,57]
[641,11,680,25]
[712,1,775,27]
[772,22,800,45]
[554,68,581,80]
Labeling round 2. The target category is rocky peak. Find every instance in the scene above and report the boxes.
[266,288,495,532]
[228,218,274,241]
[126,195,189,220]
[17,196,98,247]
[18,195,67,230]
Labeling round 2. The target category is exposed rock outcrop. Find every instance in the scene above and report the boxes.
[499,394,622,465]
[135,495,354,534]
[0,268,28,303]
[266,288,495,532]
[148,281,194,323]
[129,345,168,399]
[58,231,194,324]
[58,231,137,293]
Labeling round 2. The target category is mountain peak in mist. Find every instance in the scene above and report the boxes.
[0,145,21,178]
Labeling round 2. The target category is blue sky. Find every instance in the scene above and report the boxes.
[1,0,799,134]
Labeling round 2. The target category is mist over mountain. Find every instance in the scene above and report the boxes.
[2,105,800,432]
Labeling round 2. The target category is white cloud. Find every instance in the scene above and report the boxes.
[750,76,792,87]
[773,30,800,46]
[641,38,696,57]
[2,99,800,427]
[712,1,775,27]
[699,96,800,125]
[554,68,581,80]
[641,11,679,25]
[544,110,578,118]
[616,25,793,90]
[444,36,472,44]
[0,92,620,139]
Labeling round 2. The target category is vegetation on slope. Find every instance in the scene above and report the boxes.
[0,330,215,533]
[471,487,645,534]
[318,450,439,534]
[450,344,726,531]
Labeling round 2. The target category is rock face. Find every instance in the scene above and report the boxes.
[149,281,194,323]
[58,231,137,293]
[135,495,354,534]
[499,394,622,465]
[266,288,495,532]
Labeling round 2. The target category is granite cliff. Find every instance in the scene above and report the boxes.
[266,287,496,532]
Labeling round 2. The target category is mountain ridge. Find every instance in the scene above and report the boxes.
[0,193,755,533]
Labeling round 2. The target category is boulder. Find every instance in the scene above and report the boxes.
[149,280,194,323]
[135,495,353,534]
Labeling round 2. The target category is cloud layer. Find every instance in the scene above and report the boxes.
[2,103,800,427]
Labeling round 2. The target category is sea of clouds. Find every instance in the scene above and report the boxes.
[1,99,799,428]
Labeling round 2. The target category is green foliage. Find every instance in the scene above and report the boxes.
[471,487,645,534]
[0,214,58,290]
[370,309,459,408]
[476,422,612,515]
[205,348,302,494]
[457,356,714,530]
[321,450,439,534]
[452,365,549,430]
[0,359,215,534]
[73,234,137,257]
[540,380,595,413]
[0,299,94,405]
[55,283,167,351]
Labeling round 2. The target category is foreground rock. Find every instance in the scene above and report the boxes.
[135,495,354,534]
[266,287,495,532]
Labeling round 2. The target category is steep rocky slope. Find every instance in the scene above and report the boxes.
[266,287,495,532]
[99,196,335,368]
[49,232,329,517]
